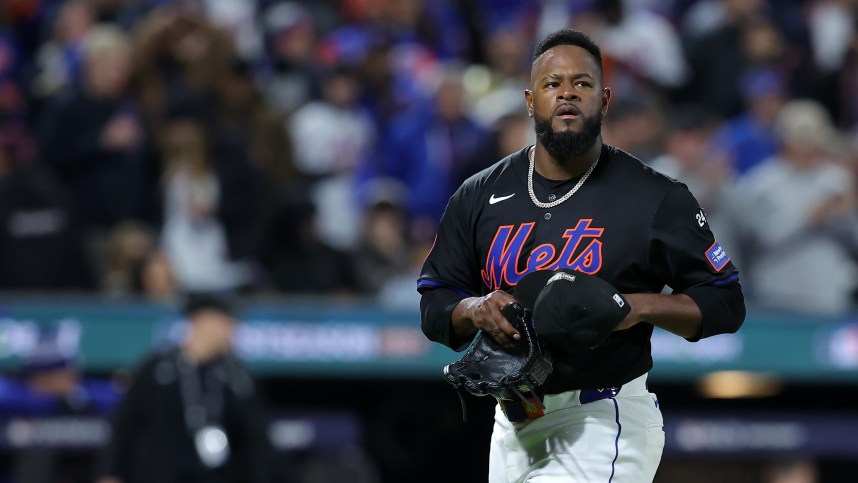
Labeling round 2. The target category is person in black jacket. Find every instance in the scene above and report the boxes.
[96,292,278,483]
[0,125,97,291]
[36,25,155,229]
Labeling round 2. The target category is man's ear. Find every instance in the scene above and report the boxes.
[524,89,534,117]
[601,86,611,117]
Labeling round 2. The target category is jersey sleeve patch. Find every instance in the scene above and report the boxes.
[705,241,730,272]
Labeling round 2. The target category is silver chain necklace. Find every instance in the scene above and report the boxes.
[527,146,600,209]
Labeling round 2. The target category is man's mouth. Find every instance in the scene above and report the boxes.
[555,104,581,120]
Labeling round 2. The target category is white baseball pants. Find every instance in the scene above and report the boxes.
[489,373,664,483]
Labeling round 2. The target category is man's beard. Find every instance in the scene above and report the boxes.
[534,111,602,161]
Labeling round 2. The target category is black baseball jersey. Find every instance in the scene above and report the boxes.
[418,144,739,392]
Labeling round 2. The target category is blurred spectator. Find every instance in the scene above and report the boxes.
[465,111,535,183]
[28,0,95,106]
[289,64,376,251]
[827,13,858,129]
[711,69,786,177]
[648,104,741,266]
[350,40,429,136]
[730,99,858,315]
[468,20,532,129]
[602,96,665,163]
[328,0,467,66]
[365,40,419,121]
[289,64,375,181]
[259,1,323,115]
[373,63,487,225]
[0,124,97,291]
[681,0,772,118]
[36,24,153,232]
[365,24,440,120]
[101,220,158,297]
[352,182,412,296]
[137,248,178,302]
[583,0,690,92]
[259,189,358,295]
[376,236,434,311]
[0,339,120,417]
[96,292,279,483]
[741,14,794,73]
[384,0,472,60]
[807,0,855,75]
[130,5,235,136]
[649,104,732,214]
[319,0,388,68]
[0,340,121,483]
[213,56,298,211]
[199,0,263,62]
[157,106,258,293]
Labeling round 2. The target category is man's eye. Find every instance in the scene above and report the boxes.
[545,82,559,88]
[575,81,591,88]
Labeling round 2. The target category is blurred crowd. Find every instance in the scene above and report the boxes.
[1,0,858,317]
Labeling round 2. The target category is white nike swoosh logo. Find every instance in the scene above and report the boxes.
[489,193,515,204]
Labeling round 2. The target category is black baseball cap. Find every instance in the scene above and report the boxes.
[181,291,237,318]
[514,269,630,354]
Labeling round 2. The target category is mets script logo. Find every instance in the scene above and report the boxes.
[481,219,604,290]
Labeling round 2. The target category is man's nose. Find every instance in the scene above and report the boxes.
[557,84,579,101]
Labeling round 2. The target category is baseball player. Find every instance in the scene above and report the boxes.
[417,28,745,482]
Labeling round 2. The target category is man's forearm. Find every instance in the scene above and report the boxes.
[450,297,480,340]
[619,293,703,339]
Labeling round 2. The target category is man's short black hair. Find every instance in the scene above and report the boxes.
[532,28,603,73]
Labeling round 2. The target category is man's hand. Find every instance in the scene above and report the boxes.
[453,291,521,346]
[443,302,553,406]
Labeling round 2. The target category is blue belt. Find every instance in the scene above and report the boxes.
[579,385,622,404]
[501,385,622,423]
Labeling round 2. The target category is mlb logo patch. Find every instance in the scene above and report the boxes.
[705,241,730,272]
